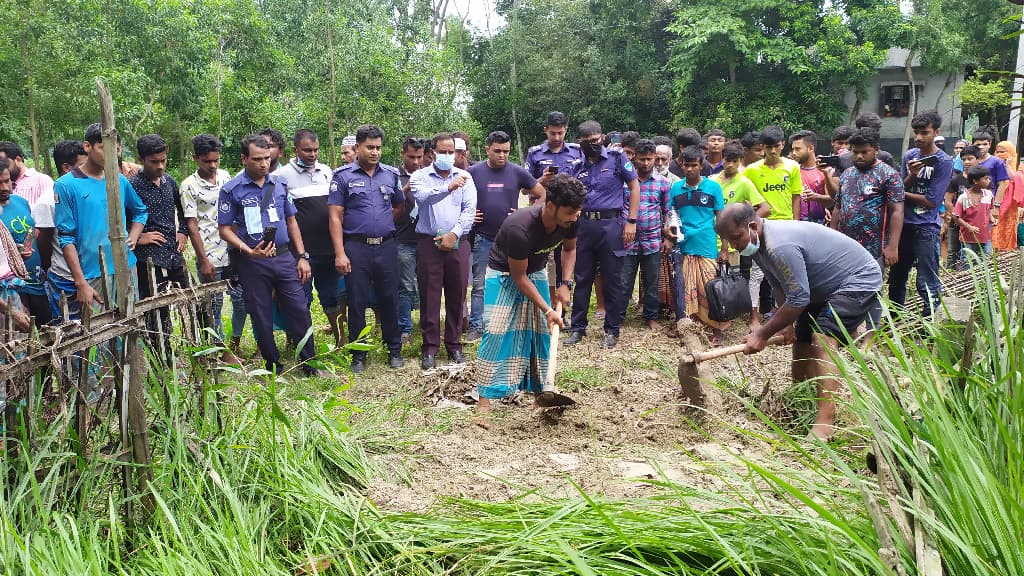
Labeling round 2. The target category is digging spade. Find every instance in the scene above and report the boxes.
[537,303,576,408]
[677,335,788,405]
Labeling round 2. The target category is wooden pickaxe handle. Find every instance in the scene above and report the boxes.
[683,334,789,364]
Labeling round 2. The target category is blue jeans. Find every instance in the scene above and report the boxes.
[888,223,942,317]
[469,236,494,332]
[397,242,419,335]
[962,241,992,268]
[621,251,661,321]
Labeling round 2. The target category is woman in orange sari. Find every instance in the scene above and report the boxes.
[992,141,1020,250]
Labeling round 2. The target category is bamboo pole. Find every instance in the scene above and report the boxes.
[96,78,152,515]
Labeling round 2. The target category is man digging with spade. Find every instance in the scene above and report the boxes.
[474,173,585,429]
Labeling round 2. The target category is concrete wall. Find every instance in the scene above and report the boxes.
[843,65,964,158]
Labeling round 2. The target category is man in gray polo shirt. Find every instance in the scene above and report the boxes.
[716,203,882,440]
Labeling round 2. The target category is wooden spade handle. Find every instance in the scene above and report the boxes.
[685,335,789,363]
[545,303,562,390]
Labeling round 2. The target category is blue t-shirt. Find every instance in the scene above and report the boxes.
[0,195,44,295]
[669,177,725,259]
[978,155,1010,185]
[54,167,149,280]
[902,148,953,227]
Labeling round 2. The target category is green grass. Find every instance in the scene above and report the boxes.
[2,259,1022,574]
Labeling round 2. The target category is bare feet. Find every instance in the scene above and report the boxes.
[475,398,493,430]
[221,349,242,365]
[646,319,659,330]
[710,330,725,347]
[807,423,836,442]
[473,417,492,430]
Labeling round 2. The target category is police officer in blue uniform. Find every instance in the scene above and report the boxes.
[565,120,640,349]
[218,134,320,376]
[524,111,583,179]
[328,124,406,373]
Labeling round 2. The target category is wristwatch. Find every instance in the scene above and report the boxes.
[626,217,637,224]
[299,251,311,260]
[557,280,574,291]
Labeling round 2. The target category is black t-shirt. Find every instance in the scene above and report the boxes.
[839,149,898,172]
[396,167,418,245]
[468,161,537,240]
[488,205,577,274]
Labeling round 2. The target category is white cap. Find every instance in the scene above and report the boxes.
[342,135,356,146]
[454,138,467,151]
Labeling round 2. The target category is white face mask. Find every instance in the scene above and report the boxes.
[739,226,760,257]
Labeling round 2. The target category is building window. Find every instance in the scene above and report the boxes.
[880,84,924,118]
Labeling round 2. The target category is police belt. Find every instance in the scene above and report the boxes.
[581,209,620,220]
[344,232,394,245]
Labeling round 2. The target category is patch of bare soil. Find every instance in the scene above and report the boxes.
[354,316,816,513]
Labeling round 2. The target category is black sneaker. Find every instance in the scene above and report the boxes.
[600,333,618,349]
[420,354,436,370]
[448,350,467,364]
[389,352,405,369]
[350,357,367,374]
[464,328,483,342]
[564,332,584,346]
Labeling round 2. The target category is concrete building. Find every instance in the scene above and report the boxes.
[844,48,964,157]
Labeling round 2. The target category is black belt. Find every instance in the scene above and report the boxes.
[582,209,620,220]
[345,232,394,245]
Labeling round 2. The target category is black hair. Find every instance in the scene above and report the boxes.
[293,128,318,146]
[972,130,995,144]
[831,125,854,142]
[84,123,104,145]
[961,145,981,159]
[848,127,880,149]
[191,134,223,156]
[759,126,785,146]
[452,131,471,146]
[634,139,657,156]
[241,134,272,157]
[53,139,86,169]
[966,165,990,185]
[680,145,703,163]
[135,134,168,160]
[259,128,285,150]
[431,132,455,149]
[0,141,25,162]
[402,136,425,152]
[620,131,641,150]
[653,135,674,150]
[739,131,761,149]
[578,120,602,138]
[485,131,511,146]
[355,124,384,143]
[855,113,883,131]
[675,128,701,149]
[545,111,568,128]
[715,202,756,234]
[544,173,588,209]
[705,128,727,139]
[722,141,744,161]
[910,109,942,131]
[0,158,9,175]
[788,130,817,148]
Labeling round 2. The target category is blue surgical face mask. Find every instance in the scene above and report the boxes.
[434,153,455,171]
[295,157,313,169]
[739,226,760,257]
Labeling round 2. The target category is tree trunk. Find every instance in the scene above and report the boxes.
[327,11,338,167]
[902,50,918,157]
[934,71,954,110]
[177,116,187,178]
[849,95,862,125]
[19,32,46,176]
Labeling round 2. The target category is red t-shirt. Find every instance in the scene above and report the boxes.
[952,189,993,244]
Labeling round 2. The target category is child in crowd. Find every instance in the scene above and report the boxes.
[951,165,994,265]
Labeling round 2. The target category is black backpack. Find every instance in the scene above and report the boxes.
[706,264,751,322]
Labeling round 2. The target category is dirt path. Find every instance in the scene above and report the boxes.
[350,319,810,513]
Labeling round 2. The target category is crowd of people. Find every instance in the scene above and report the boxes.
[0,109,1020,437]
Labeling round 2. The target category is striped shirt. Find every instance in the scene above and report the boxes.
[623,172,672,256]
[14,168,54,209]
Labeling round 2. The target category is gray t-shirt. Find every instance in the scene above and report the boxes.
[753,219,882,308]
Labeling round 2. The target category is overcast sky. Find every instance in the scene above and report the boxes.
[449,0,506,34]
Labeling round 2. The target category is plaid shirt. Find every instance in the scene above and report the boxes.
[622,172,672,255]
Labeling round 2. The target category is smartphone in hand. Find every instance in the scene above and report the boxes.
[259,226,277,247]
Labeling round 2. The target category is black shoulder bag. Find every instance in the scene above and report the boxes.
[706,263,751,322]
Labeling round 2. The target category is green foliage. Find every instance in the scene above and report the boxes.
[957,78,1013,116]
[667,0,888,136]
